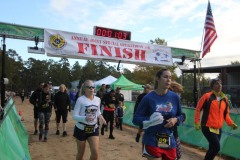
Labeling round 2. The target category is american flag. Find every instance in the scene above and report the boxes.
[202,1,217,58]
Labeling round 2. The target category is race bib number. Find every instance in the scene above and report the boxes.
[109,104,115,108]
[42,103,49,108]
[156,133,171,148]
[84,125,94,133]
[209,127,219,134]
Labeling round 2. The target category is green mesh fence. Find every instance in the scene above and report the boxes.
[123,102,136,127]
[0,98,31,160]
[123,101,240,159]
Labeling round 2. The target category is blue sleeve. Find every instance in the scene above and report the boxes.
[175,95,183,125]
[132,96,151,126]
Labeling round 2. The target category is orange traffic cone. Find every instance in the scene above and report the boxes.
[18,110,24,121]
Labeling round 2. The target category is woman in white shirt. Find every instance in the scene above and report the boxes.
[72,80,106,160]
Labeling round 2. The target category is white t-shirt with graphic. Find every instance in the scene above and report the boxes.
[72,95,101,130]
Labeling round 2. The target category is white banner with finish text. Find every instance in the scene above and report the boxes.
[44,29,173,66]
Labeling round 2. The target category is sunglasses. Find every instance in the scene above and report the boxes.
[85,86,95,89]
[86,108,97,113]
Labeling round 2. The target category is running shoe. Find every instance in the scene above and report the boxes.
[63,131,67,137]
[109,135,115,139]
[34,130,38,135]
[43,137,47,142]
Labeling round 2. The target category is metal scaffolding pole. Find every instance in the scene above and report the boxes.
[190,58,201,107]
[0,35,6,120]
[1,35,6,107]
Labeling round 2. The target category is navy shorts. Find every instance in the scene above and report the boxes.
[73,126,99,141]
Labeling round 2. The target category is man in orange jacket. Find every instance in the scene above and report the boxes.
[194,78,237,160]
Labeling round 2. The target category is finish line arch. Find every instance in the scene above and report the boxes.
[0,21,200,108]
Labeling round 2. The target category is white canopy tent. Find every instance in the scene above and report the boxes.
[70,80,80,90]
[94,75,117,87]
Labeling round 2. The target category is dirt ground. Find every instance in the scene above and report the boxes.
[14,97,233,160]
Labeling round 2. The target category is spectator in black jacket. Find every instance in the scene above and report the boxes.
[37,83,54,142]
[115,86,124,103]
[54,84,71,137]
[29,82,45,135]
[133,84,152,142]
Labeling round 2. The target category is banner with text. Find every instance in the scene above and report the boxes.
[44,29,173,66]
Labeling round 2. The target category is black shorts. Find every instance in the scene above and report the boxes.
[103,110,114,124]
[56,110,68,123]
[73,126,99,141]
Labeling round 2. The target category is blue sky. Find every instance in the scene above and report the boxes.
[1,0,240,73]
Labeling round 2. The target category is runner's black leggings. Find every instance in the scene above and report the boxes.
[102,110,114,135]
[201,126,222,160]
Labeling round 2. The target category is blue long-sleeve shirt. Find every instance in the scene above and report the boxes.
[132,90,182,148]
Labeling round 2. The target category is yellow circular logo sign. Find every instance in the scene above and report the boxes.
[48,34,66,50]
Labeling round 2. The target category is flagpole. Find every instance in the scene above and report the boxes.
[192,0,210,107]
[200,0,209,57]
[202,0,217,58]
[200,25,205,57]
[193,0,217,107]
